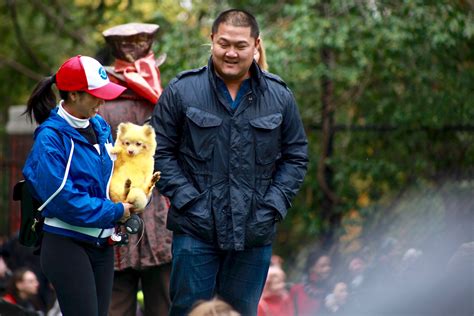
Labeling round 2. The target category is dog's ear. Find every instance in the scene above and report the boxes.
[144,125,154,137]
[117,122,128,137]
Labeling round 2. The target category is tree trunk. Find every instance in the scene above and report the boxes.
[317,0,340,247]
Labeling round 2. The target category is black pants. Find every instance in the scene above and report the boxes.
[40,232,114,316]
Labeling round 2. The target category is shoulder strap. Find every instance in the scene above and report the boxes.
[38,138,75,211]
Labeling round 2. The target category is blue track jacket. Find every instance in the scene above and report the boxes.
[22,108,124,244]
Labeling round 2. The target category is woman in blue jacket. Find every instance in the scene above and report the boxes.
[22,55,134,316]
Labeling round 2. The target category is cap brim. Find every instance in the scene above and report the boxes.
[86,82,126,100]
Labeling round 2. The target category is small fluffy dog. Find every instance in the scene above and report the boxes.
[109,122,160,211]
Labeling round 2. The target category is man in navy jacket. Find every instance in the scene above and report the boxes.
[151,9,308,316]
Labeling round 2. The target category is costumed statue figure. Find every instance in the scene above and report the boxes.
[99,22,172,316]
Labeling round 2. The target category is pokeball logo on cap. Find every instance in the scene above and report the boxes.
[98,67,108,80]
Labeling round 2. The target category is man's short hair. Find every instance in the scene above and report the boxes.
[212,9,260,39]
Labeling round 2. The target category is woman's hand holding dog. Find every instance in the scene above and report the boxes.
[119,202,135,223]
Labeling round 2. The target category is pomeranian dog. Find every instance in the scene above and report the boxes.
[109,122,160,211]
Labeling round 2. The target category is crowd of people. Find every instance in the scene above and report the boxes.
[257,239,473,316]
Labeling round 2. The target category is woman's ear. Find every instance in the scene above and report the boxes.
[68,91,79,102]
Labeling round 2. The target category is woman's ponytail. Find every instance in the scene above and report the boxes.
[24,75,57,124]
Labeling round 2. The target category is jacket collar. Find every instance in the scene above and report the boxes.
[35,108,110,145]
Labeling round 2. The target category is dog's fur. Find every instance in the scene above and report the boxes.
[109,122,160,210]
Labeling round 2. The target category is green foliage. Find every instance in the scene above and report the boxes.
[245,0,474,259]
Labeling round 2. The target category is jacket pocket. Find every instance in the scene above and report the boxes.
[245,195,277,246]
[249,113,282,165]
[183,190,214,241]
[181,107,222,161]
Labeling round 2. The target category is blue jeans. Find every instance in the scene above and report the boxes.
[169,234,272,316]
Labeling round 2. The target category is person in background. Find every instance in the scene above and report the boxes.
[257,263,294,316]
[188,297,240,316]
[99,22,172,316]
[254,37,268,71]
[324,281,349,314]
[347,256,367,291]
[290,251,332,316]
[151,8,308,316]
[1,235,54,313]
[22,55,133,316]
[2,267,41,315]
[270,254,284,268]
[0,256,12,296]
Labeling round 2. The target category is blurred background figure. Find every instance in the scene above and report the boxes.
[188,297,240,316]
[2,267,42,315]
[0,256,12,296]
[347,256,367,291]
[257,262,294,316]
[290,251,332,316]
[324,281,349,314]
[270,254,284,268]
[99,22,172,316]
[254,37,268,71]
[1,235,53,313]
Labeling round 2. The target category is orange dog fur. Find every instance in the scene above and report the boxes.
[109,122,160,210]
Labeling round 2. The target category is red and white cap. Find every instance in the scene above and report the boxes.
[55,55,126,100]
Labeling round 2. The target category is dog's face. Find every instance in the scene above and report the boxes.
[116,122,156,156]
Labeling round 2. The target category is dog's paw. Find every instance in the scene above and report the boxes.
[151,171,161,184]
[109,146,121,155]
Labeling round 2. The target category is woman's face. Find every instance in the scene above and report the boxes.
[67,92,104,119]
[309,255,332,282]
[17,271,39,297]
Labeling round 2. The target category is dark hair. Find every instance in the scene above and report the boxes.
[211,9,260,39]
[6,267,33,298]
[305,250,330,274]
[24,75,57,125]
[24,75,73,124]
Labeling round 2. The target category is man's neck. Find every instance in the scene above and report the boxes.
[217,72,251,100]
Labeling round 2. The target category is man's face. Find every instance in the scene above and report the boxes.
[211,23,259,83]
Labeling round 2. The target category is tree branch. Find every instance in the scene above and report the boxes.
[0,55,45,81]
[7,0,49,72]
[30,0,86,44]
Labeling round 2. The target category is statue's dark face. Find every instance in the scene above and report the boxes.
[114,34,153,62]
